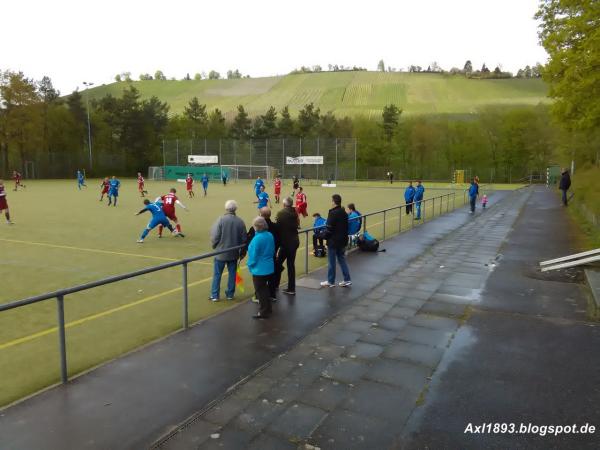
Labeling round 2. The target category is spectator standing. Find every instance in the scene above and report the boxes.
[468,178,479,214]
[321,194,351,287]
[414,181,425,220]
[275,197,300,295]
[559,168,571,206]
[404,181,415,215]
[247,216,275,319]
[209,200,247,301]
[247,207,280,300]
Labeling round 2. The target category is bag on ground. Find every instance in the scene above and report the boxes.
[357,232,380,252]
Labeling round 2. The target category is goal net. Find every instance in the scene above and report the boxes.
[148,166,165,181]
[220,165,277,183]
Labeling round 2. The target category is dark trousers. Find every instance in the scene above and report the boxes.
[406,203,413,215]
[561,189,568,206]
[253,275,272,317]
[312,235,324,249]
[275,244,298,292]
[470,196,476,212]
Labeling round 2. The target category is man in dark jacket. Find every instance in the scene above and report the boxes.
[559,168,571,206]
[321,194,352,288]
[275,197,300,295]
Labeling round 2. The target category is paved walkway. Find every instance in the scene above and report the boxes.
[156,187,599,450]
[0,191,504,450]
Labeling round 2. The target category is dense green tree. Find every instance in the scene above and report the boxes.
[297,102,320,137]
[208,70,220,80]
[278,106,294,137]
[183,97,208,138]
[154,70,166,81]
[207,108,227,138]
[230,105,251,139]
[536,0,600,134]
[463,60,473,73]
[377,60,385,72]
[260,106,277,137]
[139,73,153,80]
[381,104,402,142]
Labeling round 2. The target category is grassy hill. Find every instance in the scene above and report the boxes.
[87,72,549,119]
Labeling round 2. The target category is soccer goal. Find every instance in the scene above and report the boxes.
[148,166,165,181]
[220,165,277,183]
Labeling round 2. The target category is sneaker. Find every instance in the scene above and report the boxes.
[136,239,144,243]
[226,297,234,301]
[320,281,335,288]
[209,297,219,302]
[338,281,352,287]
[251,296,259,303]
[270,297,278,302]
[282,289,296,295]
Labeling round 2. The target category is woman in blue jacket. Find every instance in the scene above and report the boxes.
[247,216,275,319]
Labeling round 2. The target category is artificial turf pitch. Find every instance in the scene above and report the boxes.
[0,178,477,406]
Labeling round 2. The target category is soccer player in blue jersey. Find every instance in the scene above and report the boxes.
[201,173,209,196]
[135,199,180,243]
[254,176,264,198]
[107,176,121,207]
[77,170,87,190]
[254,185,271,209]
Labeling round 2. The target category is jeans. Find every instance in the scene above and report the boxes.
[470,196,476,212]
[275,244,298,291]
[253,275,272,317]
[415,201,422,219]
[211,259,237,299]
[327,245,351,284]
[561,189,568,206]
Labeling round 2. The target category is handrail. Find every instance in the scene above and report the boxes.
[0,191,460,386]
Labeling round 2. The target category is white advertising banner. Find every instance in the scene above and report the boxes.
[286,156,324,165]
[188,155,218,164]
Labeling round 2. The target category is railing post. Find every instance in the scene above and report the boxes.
[363,215,367,233]
[432,198,435,219]
[423,199,426,223]
[399,205,402,233]
[56,294,68,384]
[305,232,309,274]
[440,195,443,215]
[453,192,456,210]
[182,262,189,329]
[383,210,386,240]
[412,202,415,228]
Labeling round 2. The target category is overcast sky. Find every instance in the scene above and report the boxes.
[2,0,548,94]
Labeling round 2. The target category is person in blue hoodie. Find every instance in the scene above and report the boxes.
[247,216,275,319]
[414,180,425,220]
[312,212,327,255]
[468,178,479,214]
[404,181,416,215]
[346,203,362,246]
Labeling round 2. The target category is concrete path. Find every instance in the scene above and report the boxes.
[0,191,500,449]
[156,187,599,450]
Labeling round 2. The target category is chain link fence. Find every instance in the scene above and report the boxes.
[162,138,358,182]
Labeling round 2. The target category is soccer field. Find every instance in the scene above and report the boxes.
[0,178,487,406]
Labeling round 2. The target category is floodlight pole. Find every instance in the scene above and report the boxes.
[83,82,94,169]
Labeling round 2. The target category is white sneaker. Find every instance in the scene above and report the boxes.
[136,239,144,243]
[320,281,335,287]
[338,281,352,287]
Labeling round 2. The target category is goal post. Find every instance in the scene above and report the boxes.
[220,165,277,183]
[148,166,165,181]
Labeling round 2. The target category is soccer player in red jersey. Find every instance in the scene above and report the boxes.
[157,188,188,237]
[99,177,110,201]
[12,171,25,191]
[137,172,148,197]
[0,180,13,224]
[273,176,282,204]
[186,173,195,198]
[295,186,308,217]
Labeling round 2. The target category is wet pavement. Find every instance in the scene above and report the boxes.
[156,187,599,450]
[0,191,499,450]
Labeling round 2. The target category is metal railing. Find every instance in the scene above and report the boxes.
[0,192,460,386]
[299,192,458,274]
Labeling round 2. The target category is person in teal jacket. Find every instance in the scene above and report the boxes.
[414,181,425,220]
[247,216,275,319]
[404,181,416,215]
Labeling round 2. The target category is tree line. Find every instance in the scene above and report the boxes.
[0,70,572,180]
